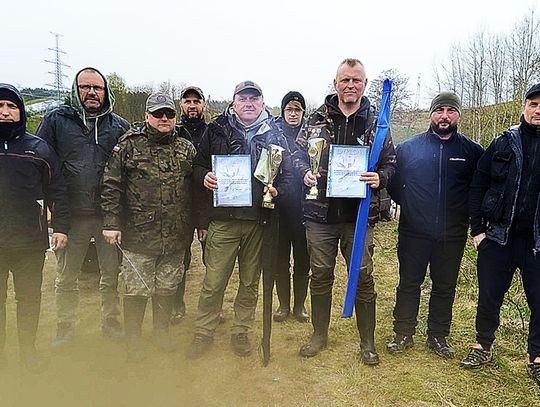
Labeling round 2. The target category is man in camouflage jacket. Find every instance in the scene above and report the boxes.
[101,93,196,360]
[293,59,396,365]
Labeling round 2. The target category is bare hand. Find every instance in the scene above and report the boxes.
[360,171,380,189]
[304,170,319,187]
[264,186,278,198]
[198,229,208,242]
[103,230,122,246]
[473,233,486,251]
[51,232,68,251]
[204,171,218,191]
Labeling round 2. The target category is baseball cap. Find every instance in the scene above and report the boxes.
[525,83,540,100]
[233,80,263,97]
[180,86,205,100]
[145,92,176,113]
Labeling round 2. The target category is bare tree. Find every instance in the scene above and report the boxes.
[368,69,412,115]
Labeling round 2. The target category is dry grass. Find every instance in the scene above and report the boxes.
[0,220,539,407]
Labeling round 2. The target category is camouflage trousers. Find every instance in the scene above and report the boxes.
[120,249,185,298]
[55,215,121,325]
[194,220,263,337]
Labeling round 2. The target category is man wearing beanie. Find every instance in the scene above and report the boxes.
[387,92,483,358]
[273,91,310,323]
[186,81,292,359]
[0,84,70,371]
[36,67,129,346]
[101,93,196,360]
[462,84,540,387]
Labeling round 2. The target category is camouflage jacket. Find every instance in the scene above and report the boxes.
[293,94,396,225]
[101,122,197,255]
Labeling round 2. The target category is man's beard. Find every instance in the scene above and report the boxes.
[83,98,103,114]
[431,121,457,136]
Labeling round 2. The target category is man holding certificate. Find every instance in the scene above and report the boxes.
[293,59,396,365]
[187,81,291,359]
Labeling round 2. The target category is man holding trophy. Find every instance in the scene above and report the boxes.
[293,59,396,365]
[187,81,292,359]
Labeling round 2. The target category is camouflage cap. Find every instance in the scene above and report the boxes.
[146,92,176,113]
[234,80,263,97]
[180,86,205,100]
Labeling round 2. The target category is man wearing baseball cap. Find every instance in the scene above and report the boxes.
[186,81,292,359]
[101,92,197,360]
[462,83,540,387]
[387,92,484,359]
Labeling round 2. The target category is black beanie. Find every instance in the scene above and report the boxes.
[281,91,306,116]
[0,88,22,109]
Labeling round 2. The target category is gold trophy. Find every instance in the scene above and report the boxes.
[306,137,325,200]
[261,144,284,209]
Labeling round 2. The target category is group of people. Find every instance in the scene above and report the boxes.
[1,58,540,388]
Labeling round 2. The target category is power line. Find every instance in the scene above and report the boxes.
[44,32,70,102]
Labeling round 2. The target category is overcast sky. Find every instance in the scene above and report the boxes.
[3,0,540,108]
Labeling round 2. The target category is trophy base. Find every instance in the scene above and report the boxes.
[305,194,318,200]
[262,201,275,209]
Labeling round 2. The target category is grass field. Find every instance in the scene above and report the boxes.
[0,220,538,407]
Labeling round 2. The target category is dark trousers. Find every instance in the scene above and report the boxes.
[475,235,540,359]
[393,234,465,337]
[0,248,45,354]
[275,212,310,310]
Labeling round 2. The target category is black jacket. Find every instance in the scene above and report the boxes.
[0,83,70,250]
[389,129,484,241]
[36,70,129,216]
[193,108,292,228]
[470,123,540,251]
[180,115,207,151]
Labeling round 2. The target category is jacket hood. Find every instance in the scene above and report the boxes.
[0,83,26,141]
[324,93,371,120]
[69,67,115,127]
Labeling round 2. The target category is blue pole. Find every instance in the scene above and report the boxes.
[342,79,393,318]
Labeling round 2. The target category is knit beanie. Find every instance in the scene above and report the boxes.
[281,91,306,116]
[429,92,462,115]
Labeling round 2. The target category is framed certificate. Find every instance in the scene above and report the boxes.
[326,145,369,198]
[212,154,252,207]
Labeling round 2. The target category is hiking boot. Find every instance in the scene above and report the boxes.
[528,362,540,387]
[299,334,328,357]
[231,333,252,357]
[460,346,493,368]
[273,306,290,323]
[52,322,75,347]
[186,334,213,360]
[293,306,309,323]
[387,334,413,354]
[102,318,125,340]
[426,336,455,359]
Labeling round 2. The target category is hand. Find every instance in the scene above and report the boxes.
[304,170,319,187]
[360,171,380,189]
[204,171,218,191]
[264,186,278,198]
[197,229,208,242]
[102,230,122,246]
[473,233,486,251]
[51,232,68,251]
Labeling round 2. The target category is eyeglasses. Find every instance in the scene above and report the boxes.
[150,110,176,119]
[78,84,106,93]
[284,108,303,115]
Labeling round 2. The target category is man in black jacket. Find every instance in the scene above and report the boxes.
[461,84,540,387]
[0,84,69,370]
[293,59,396,365]
[273,91,310,323]
[387,92,484,358]
[186,81,292,359]
[36,67,129,345]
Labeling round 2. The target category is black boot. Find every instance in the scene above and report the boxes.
[17,297,47,372]
[299,295,331,357]
[124,296,147,362]
[293,272,309,323]
[152,295,176,353]
[355,300,380,366]
[273,271,291,322]
[171,275,187,325]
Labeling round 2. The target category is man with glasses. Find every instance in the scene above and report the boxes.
[37,67,129,346]
[186,81,292,359]
[101,93,196,360]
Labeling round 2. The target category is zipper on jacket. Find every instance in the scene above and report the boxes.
[344,117,348,145]
[435,143,443,229]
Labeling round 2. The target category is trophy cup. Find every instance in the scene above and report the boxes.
[306,137,325,200]
[261,144,284,209]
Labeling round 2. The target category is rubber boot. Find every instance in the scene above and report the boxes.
[355,300,380,365]
[171,274,187,325]
[293,272,309,323]
[17,297,47,372]
[124,296,147,362]
[152,295,176,353]
[299,295,331,357]
[273,270,291,322]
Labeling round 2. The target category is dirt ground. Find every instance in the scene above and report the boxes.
[0,221,539,407]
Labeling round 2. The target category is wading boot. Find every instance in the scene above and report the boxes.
[153,295,176,353]
[299,295,331,357]
[293,272,309,323]
[355,300,380,365]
